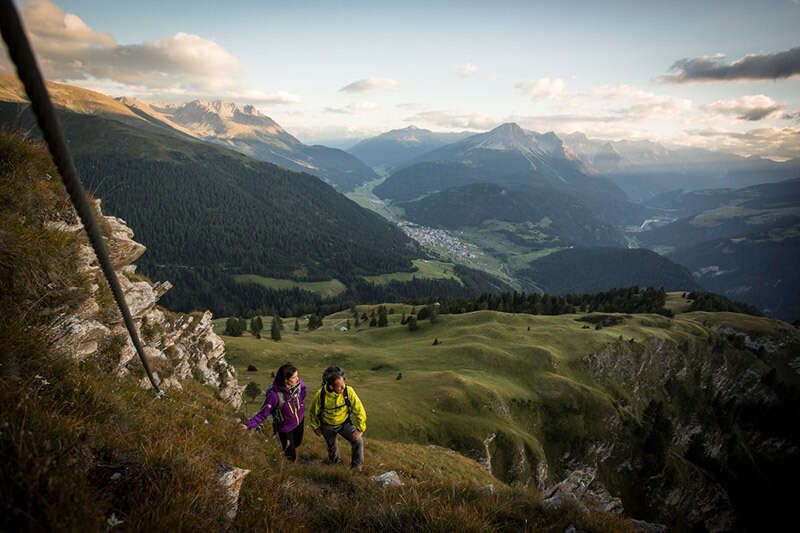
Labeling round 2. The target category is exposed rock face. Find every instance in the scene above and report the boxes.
[581,329,800,532]
[48,200,242,409]
[542,466,623,515]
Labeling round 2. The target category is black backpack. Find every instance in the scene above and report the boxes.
[271,390,287,424]
[318,366,351,426]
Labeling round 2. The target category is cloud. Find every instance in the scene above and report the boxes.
[324,101,378,114]
[706,95,784,121]
[684,126,800,159]
[8,0,298,103]
[661,46,800,83]
[456,62,478,77]
[338,77,398,93]
[396,102,428,111]
[515,77,566,101]
[403,110,497,130]
[591,84,692,119]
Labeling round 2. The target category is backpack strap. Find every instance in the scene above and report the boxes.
[317,385,352,426]
[318,386,326,427]
[343,386,352,417]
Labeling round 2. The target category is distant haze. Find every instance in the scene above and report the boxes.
[1,0,798,159]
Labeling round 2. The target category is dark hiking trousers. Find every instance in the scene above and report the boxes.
[321,420,363,469]
[277,423,304,462]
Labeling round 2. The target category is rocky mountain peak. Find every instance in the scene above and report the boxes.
[472,123,566,158]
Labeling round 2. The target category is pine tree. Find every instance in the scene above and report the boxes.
[250,316,263,337]
[378,305,388,327]
[271,315,282,341]
[294,318,299,332]
[407,315,418,332]
[224,317,243,336]
[355,313,360,328]
[244,381,261,402]
[243,381,262,416]
[400,311,406,325]
[432,337,439,345]
[346,319,351,330]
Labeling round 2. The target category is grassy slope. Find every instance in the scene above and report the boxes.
[1,131,631,530]
[232,274,347,298]
[363,259,462,286]
[219,305,768,483]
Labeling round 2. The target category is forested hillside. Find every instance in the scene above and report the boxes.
[0,101,420,312]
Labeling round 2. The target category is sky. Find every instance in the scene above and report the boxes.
[2,0,800,157]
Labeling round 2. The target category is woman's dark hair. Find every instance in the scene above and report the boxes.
[274,363,297,388]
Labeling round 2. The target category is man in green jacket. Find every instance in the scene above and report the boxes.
[309,366,367,470]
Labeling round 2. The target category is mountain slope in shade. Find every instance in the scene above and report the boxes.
[399,183,627,247]
[669,228,800,321]
[638,179,800,250]
[347,125,472,171]
[520,247,700,295]
[375,123,645,226]
[562,132,800,201]
[643,177,800,219]
[122,98,377,191]
[635,179,800,320]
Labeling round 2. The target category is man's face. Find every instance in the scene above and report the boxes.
[329,376,345,394]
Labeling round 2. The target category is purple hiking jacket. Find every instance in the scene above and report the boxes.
[246,379,306,433]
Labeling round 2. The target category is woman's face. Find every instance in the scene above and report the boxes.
[286,371,299,388]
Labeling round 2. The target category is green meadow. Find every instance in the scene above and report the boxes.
[215,303,779,483]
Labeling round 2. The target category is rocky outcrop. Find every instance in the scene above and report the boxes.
[542,466,623,514]
[581,328,800,531]
[48,200,241,409]
[219,466,250,520]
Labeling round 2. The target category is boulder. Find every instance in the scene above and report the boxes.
[371,471,403,487]
[218,466,250,520]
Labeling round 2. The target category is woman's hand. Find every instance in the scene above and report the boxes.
[239,423,249,432]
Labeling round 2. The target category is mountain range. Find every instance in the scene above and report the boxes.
[374,122,645,226]
[561,132,800,202]
[3,74,797,320]
[347,125,471,173]
[119,97,377,191]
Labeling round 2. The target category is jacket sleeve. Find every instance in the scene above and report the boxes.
[348,386,367,432]
[300,380,307,402]
[246,389,277,430]
[308,387,322,430]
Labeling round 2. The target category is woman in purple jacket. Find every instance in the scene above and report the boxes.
[243,363,306,462]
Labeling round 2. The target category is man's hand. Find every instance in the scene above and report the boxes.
[353,430,363,440]
[314,428,322,437]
